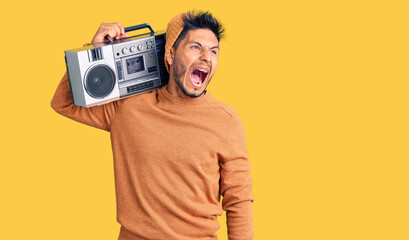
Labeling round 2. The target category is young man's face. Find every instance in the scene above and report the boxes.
[168,28,220,98]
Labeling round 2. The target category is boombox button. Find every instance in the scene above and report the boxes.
[122,48,128,54]
[130,46,136,53]
[137,44,143,51]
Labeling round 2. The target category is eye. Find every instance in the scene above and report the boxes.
[192,45,201,50]
[211,50,217,55]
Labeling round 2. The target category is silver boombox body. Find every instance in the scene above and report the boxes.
[65,24,168,107]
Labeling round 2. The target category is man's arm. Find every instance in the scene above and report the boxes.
[50,72,118,131]
[220,112,254,240]
[50,23,130,131]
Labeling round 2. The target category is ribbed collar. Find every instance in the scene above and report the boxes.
[158,85,212,106]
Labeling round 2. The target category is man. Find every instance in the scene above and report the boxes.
[51,11,254,240]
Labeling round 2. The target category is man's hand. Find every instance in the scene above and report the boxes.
[91,22,130,44]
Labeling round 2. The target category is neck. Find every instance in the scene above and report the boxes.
[166,78,190,99]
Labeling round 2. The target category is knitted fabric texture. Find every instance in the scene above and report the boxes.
[164,13,187,72]
[51,73,255,239]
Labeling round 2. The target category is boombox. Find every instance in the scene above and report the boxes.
[65,23,169,107]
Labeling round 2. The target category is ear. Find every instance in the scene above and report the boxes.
[166,47,175,66]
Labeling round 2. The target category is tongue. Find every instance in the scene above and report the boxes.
[191,70,202,87]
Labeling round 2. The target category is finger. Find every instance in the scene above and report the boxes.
[101,23,115,37]
[99,23,116,37]
[119,33,130,39]
[92,23,108,44]
[112,24,122,39]
[106,25,118,39]
[92,22,123,43]
[115,22,125,35]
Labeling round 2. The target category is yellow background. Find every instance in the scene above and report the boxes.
[1,0,408,239]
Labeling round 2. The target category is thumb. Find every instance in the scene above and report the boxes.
[119,33,130,39]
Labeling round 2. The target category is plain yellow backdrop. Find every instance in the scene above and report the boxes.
[1,0,408,239]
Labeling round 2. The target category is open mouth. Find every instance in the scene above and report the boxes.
[190,68,209,88]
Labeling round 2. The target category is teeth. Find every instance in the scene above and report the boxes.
[197,69,208,73]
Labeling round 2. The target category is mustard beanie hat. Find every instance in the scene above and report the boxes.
[164,13,187,72]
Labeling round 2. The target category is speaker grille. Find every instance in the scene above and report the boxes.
[85,65,115,98]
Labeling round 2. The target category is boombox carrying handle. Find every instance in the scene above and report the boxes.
[124,23,155,35]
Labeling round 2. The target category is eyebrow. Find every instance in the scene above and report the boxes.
[189,41,219,50]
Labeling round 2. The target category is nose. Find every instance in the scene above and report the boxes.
[200,48,211,62]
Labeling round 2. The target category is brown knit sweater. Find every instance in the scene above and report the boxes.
[51,73,254,240]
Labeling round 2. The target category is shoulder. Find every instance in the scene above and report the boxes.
[205,94,245,137]
[118,89,159,108]
[208,98,248,153]
[207,92,242,122]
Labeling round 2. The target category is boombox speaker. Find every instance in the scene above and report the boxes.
[65,23,169,107]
